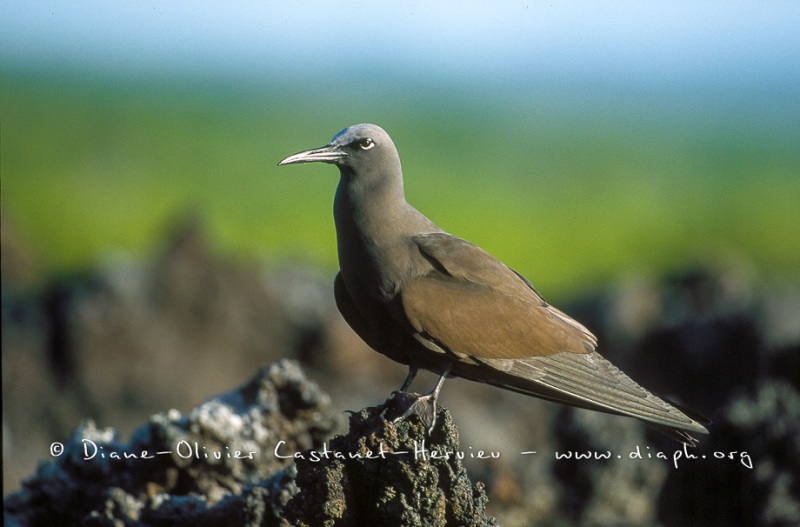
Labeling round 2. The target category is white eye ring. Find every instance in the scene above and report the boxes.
[359,138,375,150]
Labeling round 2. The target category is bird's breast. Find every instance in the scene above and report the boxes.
[337,236,406,305]
[333,178,433,309]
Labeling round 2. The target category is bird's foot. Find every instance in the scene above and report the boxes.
[387,391,438,432]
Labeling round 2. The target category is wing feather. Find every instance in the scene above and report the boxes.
[402,233,596,358]
[398,233,708,441]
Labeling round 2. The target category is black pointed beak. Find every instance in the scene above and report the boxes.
[278,144,348,166]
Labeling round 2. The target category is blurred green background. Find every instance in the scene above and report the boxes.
[2,3,799,298]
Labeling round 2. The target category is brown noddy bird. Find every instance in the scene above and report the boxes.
[279,123,709,444]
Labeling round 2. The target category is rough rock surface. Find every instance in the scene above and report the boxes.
[657,379,800,527]
[549,406,667,527]
[284,393,497,527]
[1,217,357,493]
[4,361,497,527]
[3,360,338,527]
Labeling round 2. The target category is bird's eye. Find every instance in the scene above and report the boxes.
[355,138,375,151]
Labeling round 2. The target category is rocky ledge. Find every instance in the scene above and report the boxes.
[4,360,496,527]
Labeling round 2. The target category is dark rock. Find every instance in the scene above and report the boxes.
[3,360,338,527]
[657,380,800,527]
[549,407,666,527]
[633,313,764,415]
[283,392,498,527]
[767,343,800,390]
[1,216,340,493]
[577,264,765,417]
[4,362,500,527]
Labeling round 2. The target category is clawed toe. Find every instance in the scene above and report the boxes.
[388,391,438,432]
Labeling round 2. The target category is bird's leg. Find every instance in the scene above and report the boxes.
[392,364,451,432]
[398,365,419,392]
[428,364,450,400]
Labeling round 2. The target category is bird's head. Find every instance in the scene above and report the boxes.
[278,123,401,182]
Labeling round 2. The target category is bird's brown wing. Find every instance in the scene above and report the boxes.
[401,233,709,439]
[497,352,709,439]
[403,233,596,359]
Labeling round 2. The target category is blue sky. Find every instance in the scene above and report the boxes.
[2,1,798,90]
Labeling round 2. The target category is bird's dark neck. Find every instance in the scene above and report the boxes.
[334,168,413,241]
[333,168,436,298]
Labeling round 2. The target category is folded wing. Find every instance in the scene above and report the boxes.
[398,233,708,442]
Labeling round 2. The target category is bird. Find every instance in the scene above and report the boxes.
[278,123,709,445]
